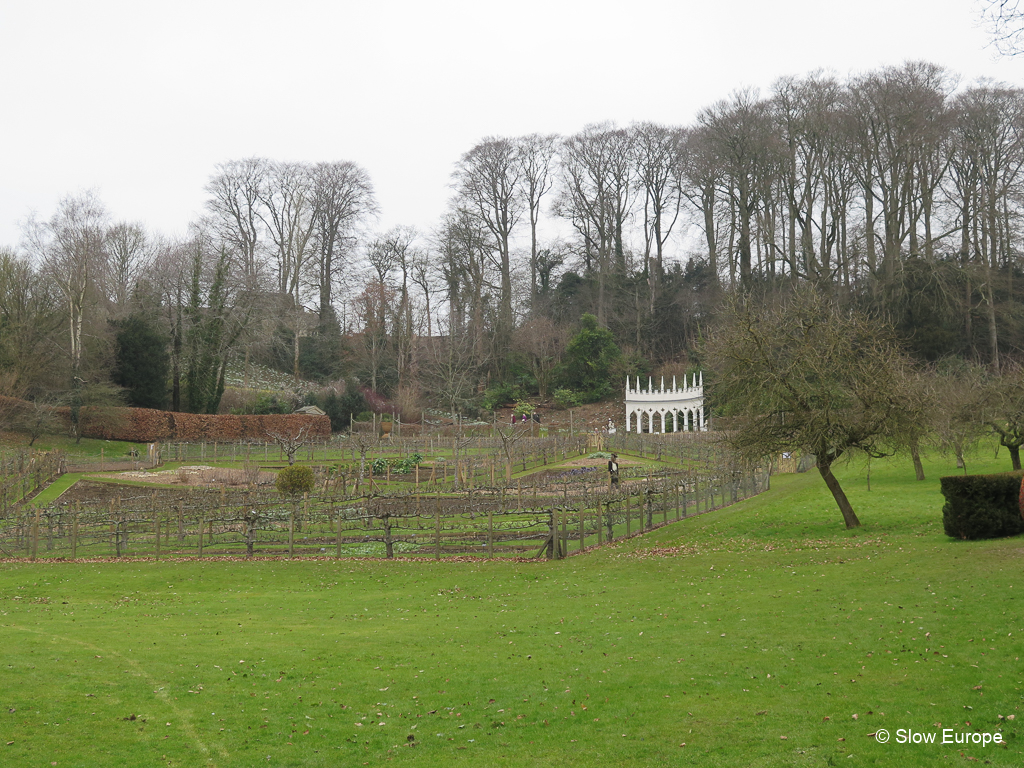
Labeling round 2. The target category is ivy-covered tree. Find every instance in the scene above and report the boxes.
[183,247,247,414]
[111,314,169,409]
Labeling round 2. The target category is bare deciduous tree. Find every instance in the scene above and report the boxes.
[706,289,919,529]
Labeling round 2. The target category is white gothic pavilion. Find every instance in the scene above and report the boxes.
[624,373,706,433]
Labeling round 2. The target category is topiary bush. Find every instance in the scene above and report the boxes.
[940,472,1024,540]
[276,464,315,497]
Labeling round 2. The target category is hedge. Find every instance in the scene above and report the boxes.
[54,407,331,443]
[940,471,1024,540]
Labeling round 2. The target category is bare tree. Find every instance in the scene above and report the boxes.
[266,423,313,465]
[513,316,568,400]
[310,160,377,326]
[706,289,919,529]
[105,221,150,313]
[0,248,63,396]
[981,0,1024,55]
[453,137,522,366]
[697,90,781,290]
[204,158,267,288]
[423,312,485,421]
[516,133,559,305]
[556,122,636,324]
[258,161,318,383]
[26,191,110,384]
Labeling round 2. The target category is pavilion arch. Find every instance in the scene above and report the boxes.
[624,374,705,433]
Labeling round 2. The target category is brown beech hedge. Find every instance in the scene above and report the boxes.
[54,406,331,443]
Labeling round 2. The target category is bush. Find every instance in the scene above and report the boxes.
[276,464,315,497]
[483,382,526,411]
[940,472,1024,540]
[553,389,582,409]
[557,313,621,401]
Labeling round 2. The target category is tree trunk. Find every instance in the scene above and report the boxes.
[1009,444,1021,471]
[817,459,861,529]
[910,439,925,481]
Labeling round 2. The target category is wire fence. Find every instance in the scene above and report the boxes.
[2,447,769,562]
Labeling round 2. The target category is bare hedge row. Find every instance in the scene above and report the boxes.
[64,407,331,442]
[0,396,330,442]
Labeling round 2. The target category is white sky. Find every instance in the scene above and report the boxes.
[1,0,1023,249]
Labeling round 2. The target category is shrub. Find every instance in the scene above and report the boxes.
[557,313,621,401]
[482,382,525,411]
[553,389,582,409]
[940,472,1024,540]
[393,453,423,474]
[275,464,315,497]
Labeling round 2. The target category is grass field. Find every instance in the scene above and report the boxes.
[0,449,1021,766]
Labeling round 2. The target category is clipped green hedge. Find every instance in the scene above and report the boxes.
[940,471,1024,540]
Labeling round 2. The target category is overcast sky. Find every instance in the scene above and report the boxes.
[2,0,1023,250]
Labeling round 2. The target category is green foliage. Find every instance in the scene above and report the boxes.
[370,453,424,475]
[552,388,582,409]
[302,380,368,432]
[512,399,534,415]
[557,313,621,402]
[482,381,526,411]
[275,464,314,497]
[940,471,1024,540]
[235,393,293,415]
[111,314,170,409]
[395,452,423,474]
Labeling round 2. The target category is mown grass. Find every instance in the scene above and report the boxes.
[0,450,1021,766]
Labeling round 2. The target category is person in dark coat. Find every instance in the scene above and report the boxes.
[608,453,620,486]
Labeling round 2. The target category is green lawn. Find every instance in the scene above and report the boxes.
[0,450,1021,766]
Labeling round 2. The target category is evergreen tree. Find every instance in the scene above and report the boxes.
[559,313,622,402]
[111,314,170,409]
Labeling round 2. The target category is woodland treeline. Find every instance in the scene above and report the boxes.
[3,61,1024,426]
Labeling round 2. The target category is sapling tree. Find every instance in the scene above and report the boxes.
[266,424,313,466]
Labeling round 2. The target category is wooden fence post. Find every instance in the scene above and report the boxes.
[487,507,494,559]
[578,509,584,552]
[546,509,555,559]
[288,509,295,558]
[560,508,567,558]
[625,494,631,538]
[71,508,79,559]
[154,508,160,560]
[30,506,40,561]
[198,519,204,558]
[435,490,441,561]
